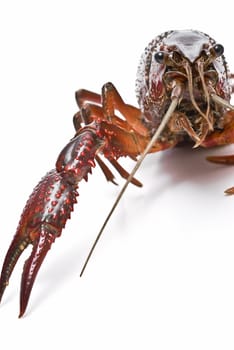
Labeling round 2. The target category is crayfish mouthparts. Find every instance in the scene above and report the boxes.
[1,29,234,317]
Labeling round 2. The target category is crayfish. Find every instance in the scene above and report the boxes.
[1,29,234,317]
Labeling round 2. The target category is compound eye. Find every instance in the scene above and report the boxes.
[154,51,165,64]
[213,44,224,57]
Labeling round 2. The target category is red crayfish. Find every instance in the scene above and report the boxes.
[1,30,234,317]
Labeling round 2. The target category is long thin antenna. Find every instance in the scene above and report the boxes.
[80,96,179,277]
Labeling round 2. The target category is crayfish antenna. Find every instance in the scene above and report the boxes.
[80,94,180,277]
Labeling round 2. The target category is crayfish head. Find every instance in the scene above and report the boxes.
[136,30,232,147]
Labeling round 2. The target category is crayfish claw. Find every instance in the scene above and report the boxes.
[0,236,30,304]
[1,128,100,316]
[19,225,56,318]
[206,154,234,195]
[206,154,234,165]
[0,223,57,317]
[224,187,234,195]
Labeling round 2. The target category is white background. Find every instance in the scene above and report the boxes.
[0,1,234,349]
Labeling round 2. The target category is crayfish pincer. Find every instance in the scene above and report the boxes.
[0,130,100,317]
[1,29,234,317]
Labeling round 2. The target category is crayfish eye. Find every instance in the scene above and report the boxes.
[213,44,224,57]
[154,51,165,64]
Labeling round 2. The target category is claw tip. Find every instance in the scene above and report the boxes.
[18,310,24,318]
[225,187,234,195]
[18,305,26,318]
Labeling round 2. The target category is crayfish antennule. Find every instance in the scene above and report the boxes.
[211,94,234,110]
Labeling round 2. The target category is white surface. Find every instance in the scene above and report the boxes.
[0,1,234,349]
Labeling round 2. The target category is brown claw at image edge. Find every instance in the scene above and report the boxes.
[224,187,234,195]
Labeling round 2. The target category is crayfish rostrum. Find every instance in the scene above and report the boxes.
[1,29,234,317]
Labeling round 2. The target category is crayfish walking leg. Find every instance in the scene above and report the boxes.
[0,129,101,317]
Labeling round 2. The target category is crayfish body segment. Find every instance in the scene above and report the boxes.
[1,29,234,317]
